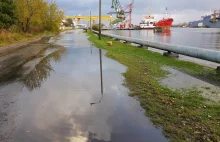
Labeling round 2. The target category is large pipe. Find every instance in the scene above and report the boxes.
[92,30,220,64]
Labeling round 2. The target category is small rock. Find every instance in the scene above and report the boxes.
[194,131,201,134]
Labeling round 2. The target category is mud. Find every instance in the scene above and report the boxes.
[161,67,220,102]
[0,37,63,82]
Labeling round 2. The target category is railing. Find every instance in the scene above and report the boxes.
[92,30,220,66]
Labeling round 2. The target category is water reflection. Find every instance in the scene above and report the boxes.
[204,31,220,49]
[21,49,66,91]
[91,46,93,55]
[128,30,131,37]
[90,49,104,106]
[161,30,171,43]
[139,30,155,41]
[118,30,172,43]
[118,30,132,38]
[217,33,220,49]
[11,30,168,142]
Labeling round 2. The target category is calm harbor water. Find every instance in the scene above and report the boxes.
[0,30,168,142]
[104,28,220,50]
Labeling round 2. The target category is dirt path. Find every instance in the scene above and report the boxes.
[0,37,47,57]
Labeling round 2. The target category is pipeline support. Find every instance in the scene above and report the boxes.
[163,51,179,58]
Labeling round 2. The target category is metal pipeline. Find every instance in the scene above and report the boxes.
[92,30,220,64]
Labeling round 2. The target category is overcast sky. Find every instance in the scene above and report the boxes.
[56,0,220,24]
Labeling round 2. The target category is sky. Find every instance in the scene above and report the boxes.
[55,0,220,24]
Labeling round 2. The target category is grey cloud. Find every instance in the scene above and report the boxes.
[56,0,220,23]
[56,0,219,14]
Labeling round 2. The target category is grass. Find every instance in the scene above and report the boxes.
[0,30,54,47]
[87,31,220,142]
[0,28,74,47]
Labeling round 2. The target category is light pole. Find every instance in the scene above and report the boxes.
[84,4,92,30]
[99,0,101,40]
[90,9,92,30]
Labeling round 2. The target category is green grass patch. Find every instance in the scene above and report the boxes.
[87,31,220,142]
[0,30,54,47]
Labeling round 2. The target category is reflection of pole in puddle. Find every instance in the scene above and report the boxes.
[91,46,93,55]
[90,49,104,106]
[99,49,103,95]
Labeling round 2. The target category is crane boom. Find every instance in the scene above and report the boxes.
[111,0,122,10]
[111,0,125,19]
[110,0,134,28]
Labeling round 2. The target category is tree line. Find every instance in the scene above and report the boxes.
[0,0,64,33]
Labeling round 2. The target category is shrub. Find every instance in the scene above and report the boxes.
[92,24,105,31]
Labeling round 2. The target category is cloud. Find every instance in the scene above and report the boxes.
[55,0,220,24]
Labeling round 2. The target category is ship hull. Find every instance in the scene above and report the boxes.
[189,19,220,28]
[140,28,155,30]
[139,20,155,30]
[139,25,155,30]
[154,18,173,27]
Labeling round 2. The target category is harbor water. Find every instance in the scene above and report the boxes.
[103,28,220,51]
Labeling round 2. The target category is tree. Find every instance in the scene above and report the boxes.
[64,18,73,27]
[14,0,47,32]
[14,0,63,33]
[43,1,64,32]
[0,0,16,29]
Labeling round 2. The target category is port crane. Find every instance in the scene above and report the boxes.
[210,10,220,23]
[108,0,134,28]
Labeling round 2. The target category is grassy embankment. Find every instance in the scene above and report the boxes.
[0,28,73,47]
[0,30,53,47]
[87,31,220,142]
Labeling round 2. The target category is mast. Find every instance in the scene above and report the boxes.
[165,7,168,17]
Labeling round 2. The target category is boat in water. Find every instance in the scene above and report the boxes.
[154,8,174,31]
[189,10,220,28]
[154,18,173,28]
[139,8,156,29]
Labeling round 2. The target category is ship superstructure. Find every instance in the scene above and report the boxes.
[189,10,220,28]
[139,8,156,29]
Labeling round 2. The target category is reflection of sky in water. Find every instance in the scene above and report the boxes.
[9,30,168,142]
[104,28,220,50]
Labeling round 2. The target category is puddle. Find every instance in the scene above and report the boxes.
[0,44,66,142]
[0,30,168,142]
[161,67,220,102]
[0,37,64,83]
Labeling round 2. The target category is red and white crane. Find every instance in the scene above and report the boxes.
[108,0,134,28]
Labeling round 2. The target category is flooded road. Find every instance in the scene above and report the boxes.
[104,28,220,50]
[0,30,168,142]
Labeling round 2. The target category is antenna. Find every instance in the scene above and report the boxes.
[166,7,168,17]
[148,7,150,15]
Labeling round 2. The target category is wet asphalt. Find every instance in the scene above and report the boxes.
[0,30,168,142]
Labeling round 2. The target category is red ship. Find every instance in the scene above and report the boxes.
[154,18,173,27]
[153,8,174,31]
